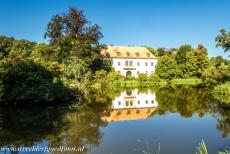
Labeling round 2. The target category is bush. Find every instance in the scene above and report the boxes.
[202,64,230,87]
[212,83,230,104]
[137,73,148,82]
[0,60,71,105]
[149,73,161,82]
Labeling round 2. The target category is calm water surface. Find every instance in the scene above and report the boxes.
[0,86,230,154]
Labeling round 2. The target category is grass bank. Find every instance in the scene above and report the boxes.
[171,78,202,85]
[120,80,167,88]
[212,82,230,104]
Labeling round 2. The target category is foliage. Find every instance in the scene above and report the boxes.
[143,46,157,57]
[149,73,161,82]
[185,47,209,77]
[137,73,149,82]
[175,44,192,64]
[0,35,14,59]
[202,64,230,86]
[0,7,113,105]
[210,56,225,67]
[212,83,230,104]
[196,140,208,154]
[156,55,179,79]
[0,60,71,105]
[44,7,111,85]
[216,29,230,52]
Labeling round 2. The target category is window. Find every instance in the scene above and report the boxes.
[137,71,139,75]
[146,53,150,57]
[151,62,154,66]
[118,62,121,66]
[125,61,129,66]
[151,100,154,104]
[126,90,132,96]
[138,100,140,104]
[126,101,129,106]
[135,53,140,57]
[129,61,133,66]
[145,62,148,66]
[137,62,140,66]
[146,100,148,104]
[116,52,121,56]
[126,52,130,57]
[130,101,133,106]
[118,101,121,105]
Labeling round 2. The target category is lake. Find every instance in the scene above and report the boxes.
[0,86,230,154]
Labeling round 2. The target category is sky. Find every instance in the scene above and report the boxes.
[0,0,230,57]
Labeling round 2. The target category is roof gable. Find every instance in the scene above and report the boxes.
[101,45,156,59]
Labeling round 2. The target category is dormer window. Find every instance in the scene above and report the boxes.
[126,52,130,57]
[146,53,150,57]
[135,53,140,57]
[116,52,121,56]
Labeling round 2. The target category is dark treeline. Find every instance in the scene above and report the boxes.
[0,7,111,105]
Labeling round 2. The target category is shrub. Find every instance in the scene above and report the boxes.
[137,73,148,82]
[149,73,161,82]
[0,60,71,105]
[212,82,230,104]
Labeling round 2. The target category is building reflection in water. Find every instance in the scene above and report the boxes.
[102,89,158,122]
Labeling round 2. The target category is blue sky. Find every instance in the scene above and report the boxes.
[0,0,229,57]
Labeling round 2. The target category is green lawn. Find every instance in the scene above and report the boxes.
[171,78,202,85]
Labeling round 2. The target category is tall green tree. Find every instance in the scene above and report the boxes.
[186,44,209,77]
[216,29,230,52]
[175,44,192,64]
[44,7,111,83]
[156,55,179,79]
[0,36,14,59]
[175,44,193,78]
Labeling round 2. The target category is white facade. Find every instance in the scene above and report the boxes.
[112,89,158,110]
[101,46,158,77]
[112,58,157,77]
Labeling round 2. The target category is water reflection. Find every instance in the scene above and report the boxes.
[102,89,158,122]
[1,86,230,154]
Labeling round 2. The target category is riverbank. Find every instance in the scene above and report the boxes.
[212,82,230,104]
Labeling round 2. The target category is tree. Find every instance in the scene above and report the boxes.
[156,55,179,79]
[0,35,14,59]
[157,48,170,56]
[210,56,225,67]
[44,7,111,86]
[186,45,209,77]
[44,7,103,63]
[0,60,71,104]
[44,7,111,82]
[9,39,36,58]
[175,44,193,78]
[143,46,157,57]
[216,29,230,52]
[175,44,192,64]
[202,63,230,86]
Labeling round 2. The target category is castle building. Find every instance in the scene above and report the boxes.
[101,89,158,122]
[101,46,157,77]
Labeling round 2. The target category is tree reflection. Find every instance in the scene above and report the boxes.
[1,85,230,154]
[155,85,215,118]
[0,103,109,153]
[155,85,230,138]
